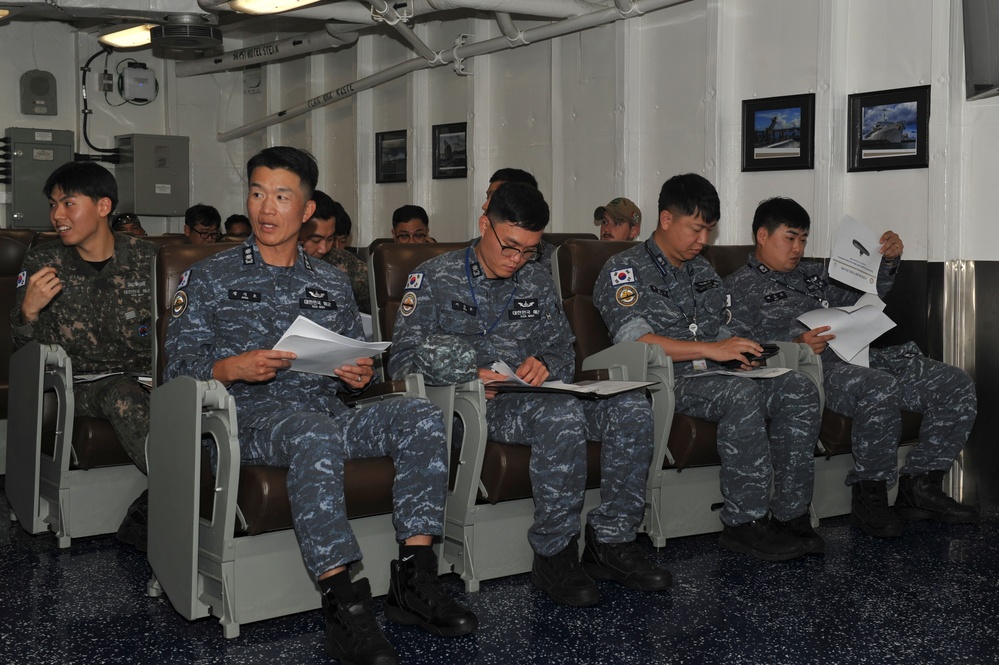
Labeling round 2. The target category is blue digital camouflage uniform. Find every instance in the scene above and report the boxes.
[12,232,156,474]
[163,240,448,577]
[593,239,820,527]
[388,243,654,556]
[724,253,977,484]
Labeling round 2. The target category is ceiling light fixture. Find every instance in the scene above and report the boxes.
[98,24,157,49]
[0,10,10,19]
[228,0,323,15]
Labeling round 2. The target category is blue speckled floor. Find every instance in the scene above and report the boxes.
[3,475,997,664]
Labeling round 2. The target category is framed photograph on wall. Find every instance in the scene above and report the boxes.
[375,130,407,183]
[848,86,929,172]
[432,122,467,179]
[741,93,815,171]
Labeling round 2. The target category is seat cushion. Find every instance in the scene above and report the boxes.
[664,414,721,469]
[227,457,398,536]
[476,440,601,505]
[819,409,923,456]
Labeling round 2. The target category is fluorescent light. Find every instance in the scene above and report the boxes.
[98,24,156,49]
[229,0,323,15]
[0,10,10,19]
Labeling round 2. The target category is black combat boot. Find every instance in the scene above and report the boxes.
[530,535,600,607]
[581,523,672,591]
[384,547,478,637]
[895,471,980,524]
[322,578,398,665]
[773,512,825,555]
[850,480,903,537]
[719,515,806,561]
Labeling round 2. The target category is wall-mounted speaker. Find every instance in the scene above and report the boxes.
[19,70,57,116]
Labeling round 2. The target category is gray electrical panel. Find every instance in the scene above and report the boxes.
[5,127,75,229]
[115,133,190,216]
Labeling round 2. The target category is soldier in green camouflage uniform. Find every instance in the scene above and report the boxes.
[299,189,370,313]
[12,161,156,475]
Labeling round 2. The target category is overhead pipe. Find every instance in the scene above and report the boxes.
[495,11,525,44]
[217,0,692,142]
[176,28,360,77]
[614,0,642,16]
[367,0,440,64]
[425,0,602,18]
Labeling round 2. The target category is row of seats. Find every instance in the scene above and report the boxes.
[5,229,922,640]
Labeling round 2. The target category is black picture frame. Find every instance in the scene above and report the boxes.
[848,85,930,172]
[432,122,467,179]
[375,130,407,184]
[741,93,815,172]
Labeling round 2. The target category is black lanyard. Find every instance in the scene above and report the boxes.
[753,262,829,308]
[644,239,700,338]
[464,246,517,336]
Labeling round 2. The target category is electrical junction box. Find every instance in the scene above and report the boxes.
[5,127,75,229]
[122,64,156,103]
[115,133,189,216]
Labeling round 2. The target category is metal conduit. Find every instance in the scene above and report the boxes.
[217,0,691,142]
[367,0,440,63]
[177,29,360,77]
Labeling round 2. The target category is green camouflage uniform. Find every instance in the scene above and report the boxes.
[12,232,157,473]
[320,248,370,314]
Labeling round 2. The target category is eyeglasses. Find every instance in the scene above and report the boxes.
[193,229,222,241]
[394,232,428,242]
[488,220,540,262]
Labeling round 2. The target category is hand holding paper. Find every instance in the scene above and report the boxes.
[797,293,895,366]
[273,315,391,377]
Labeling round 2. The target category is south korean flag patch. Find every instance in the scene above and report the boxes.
[406,272,424,290]
[16,270,27,288]
[610,268,635,286]
[177,269,191,289]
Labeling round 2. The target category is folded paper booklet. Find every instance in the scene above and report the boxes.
[273,315,391,377]
[75,372,153,388]
[485,361,658,398]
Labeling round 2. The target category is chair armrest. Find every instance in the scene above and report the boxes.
[344,374,427,406]
[769,341,824,412]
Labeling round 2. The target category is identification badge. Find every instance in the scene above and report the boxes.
[508,298,541,320]
[693,359,708,371]
[228,289,261,302]
[452,300,477,316]
[299,298,336,310]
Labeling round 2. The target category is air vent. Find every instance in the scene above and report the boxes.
[151,22,223,60]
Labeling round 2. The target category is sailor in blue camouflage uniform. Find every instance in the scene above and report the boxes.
[164,147,475,665]
[723,197,979,537]
[389,182,670,608]
[594,174,822,562]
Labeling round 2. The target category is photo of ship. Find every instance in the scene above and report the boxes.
[861,102,917,158]
[753,106,802,159]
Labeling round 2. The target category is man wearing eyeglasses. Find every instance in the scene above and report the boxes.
[183,203,222,244]
[111,212,148,238]
[391,205,432,243]
[389,182,670,608]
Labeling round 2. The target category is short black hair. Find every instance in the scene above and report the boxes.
[392,204,429,229]
[657,173,720,224]
[331,200,352,237]
[310,190,337,222]
[488,168,538,189]
[246,146,318,199]
[752,197,811,239]
[224,214,250,233]
[43,161,118,213]
[485,182,549,232]
[185,203,221,229]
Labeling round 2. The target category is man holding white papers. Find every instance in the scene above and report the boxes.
[165,147,476,665]
[594,175,822,562]
[389,182,671,607]
[724,197,979,537]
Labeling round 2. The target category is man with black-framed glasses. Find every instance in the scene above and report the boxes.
[183,203,222,244]
[389,182,670,608]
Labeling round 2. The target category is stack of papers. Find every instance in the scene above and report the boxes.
[273,315,390,377]
[486,361,657,398]
[797,293,895,367]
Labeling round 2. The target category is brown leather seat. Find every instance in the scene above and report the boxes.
[372,242,601,505]
[155,242,398,534]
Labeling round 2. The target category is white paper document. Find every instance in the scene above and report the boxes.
[828,215,883,294]
[486,360,657,397]
[797,293,895,366]
[75,372,153,388]
[273,315,390,377]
